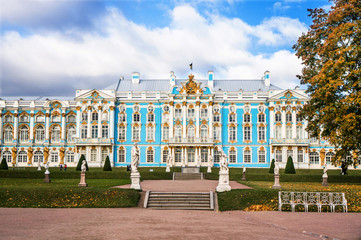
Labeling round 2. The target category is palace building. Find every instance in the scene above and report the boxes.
[0,70,341,169]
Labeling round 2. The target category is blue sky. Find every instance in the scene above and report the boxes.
[0,0,332,96]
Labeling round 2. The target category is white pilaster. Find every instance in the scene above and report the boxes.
[292,109,296,139]
[169,104,174,138]
[87,108,91,138]
[182,103,186,139]
[281,110,286,139]
[14,110,18,140]
[61,109,66,140]
[269,108,274,138]
[98,110,102,138]
[110,106,115,139]
[208,104,213,140]
[45,110,50,141]
[29,111,34,141]
[0,109,3,141]
[76,108,81,138]
[195,103,200,138]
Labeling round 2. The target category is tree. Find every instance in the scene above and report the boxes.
[269,159,275,174]
[293,0,361,167]
[103,156,112,171]
[285,156,296,174]
[76,154,89,171]
[0,158,8,170]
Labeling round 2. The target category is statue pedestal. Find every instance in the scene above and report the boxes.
[272,174,281,189]
[322,176,328,186]
[207,166,212,173]
[165,165,170,172]
[78,172,88,187]
[242,172,247,181]
[216,170,231,192]
[44,173,51,183]
[130,171,141,190]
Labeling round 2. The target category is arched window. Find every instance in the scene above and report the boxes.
[200,125,208,142]
[33,151,43,163]
[326,152,334,164]
[4,125,13,143]
[147,148,154,163]
[66,151,74,163]
[187,125,195,142]
[244,150,251,163]
[258,126,265,141]
[3,151,12,163]
[67,126,76,142]
[35,125,45,143]
[51,152,58,163]
[92,112,98,121]
[81,125,87,139]
[258,150,266,163]
[102,125,108,138]
[146,125,155,141]
[118,148,125,162]
[18,151,27,163]
[229,149,236,163]
[51,125,60,143]
[162,148,169,163]
[67,115,76,123]
[132,125,140,141]
[162,125,169,141]
[229,126,236,142]
[174,125,182,142]
[91,125,98,138]
[310,152,320,164]
[19,125,29,143]
[36,115,45,122]
[118,125,126,140]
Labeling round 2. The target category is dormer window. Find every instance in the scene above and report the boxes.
[67,115,76,123]
[36,115,45,123]
[19,115,29,122]
[4,115,13,123]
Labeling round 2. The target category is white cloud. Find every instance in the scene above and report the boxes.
[0,5,305,95]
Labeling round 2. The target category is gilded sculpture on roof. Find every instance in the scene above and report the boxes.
[180,74,203,94]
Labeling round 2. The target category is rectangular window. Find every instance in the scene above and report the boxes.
[162,126,169,141]
[147,150,154,163]
[297,150,303,163]
[147,114,154,122]
[133,113,140,123]
[296,125,303,139]
[118,126,126,140]
[175,108,182,118]
[66,152,75,163]
[213,126,221,141]
[175,148,182,162]
[201,148,208,162]
[287,150,293,161]
[258,126,265,141]
[188,108,195,119]
[200,108,208,118]
[244,150,251,163]
[229,114,236,123]
[229,126,236,142]
[258,150,266,163]
[276,150,282,162]
[118,149,125,162]
[82,112,88,121]
[91,125,98,139]
[275,113,281,122]
[102,125,108,138]
[296,114,302,122]
[162,150,169,163]
[275,126,281,139]
[51,152,58,163]
[101,149,108,162]
[146,126,155,141]
[90,149,97,162]
[229,151,236,163]
[81,126,87,138]
[258,114,265,123]
[244,114,250,123]
[214,150,220,163]
[286,113,292,122]
[132,126,140,141]
[213,114,220,122]
[119,113,126,122]
[244,126,251,141]
[286,126,292,139]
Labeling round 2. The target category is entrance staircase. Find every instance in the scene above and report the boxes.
[173,172,203,180]
[144,191,214,210]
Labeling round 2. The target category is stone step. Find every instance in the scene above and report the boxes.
[149,194,209,198]
[148,203,211,208]
[148,199,210,203]
[173,173,203,180]
[149,207,212,210]
[150,192,209,195]
[149,198,209,201]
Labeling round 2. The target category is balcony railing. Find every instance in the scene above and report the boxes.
[169,137,213,144]
[75,138,113,144]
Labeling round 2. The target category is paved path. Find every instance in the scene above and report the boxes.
[1,208,360,240]
[115,180,252,192]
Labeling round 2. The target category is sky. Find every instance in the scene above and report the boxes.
[0,0,333,96]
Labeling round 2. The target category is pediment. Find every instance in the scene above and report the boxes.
[75,89,115,100]
[269,89,308,101]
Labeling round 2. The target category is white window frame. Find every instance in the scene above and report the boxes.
[147,148,154,163]
[118,148,126,163]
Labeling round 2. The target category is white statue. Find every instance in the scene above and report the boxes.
[208,153,213,167]
[131,143,140,172]
[167,154,173,167]
[274,162,279,175]
[81,160,87,173]
[323,165,328,178]
[219,148,228,172]
[182,154,186,166]
[243,166,246,173]
[44,162,50,174]
[197,153,201,167]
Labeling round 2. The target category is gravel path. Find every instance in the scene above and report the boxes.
[1,208,360,240]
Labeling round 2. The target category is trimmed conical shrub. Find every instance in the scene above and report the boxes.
[269,159,275,173]
[76,154,89,171]
[0,158,8,170]
[285,156,296,174]
[103,156,112,171]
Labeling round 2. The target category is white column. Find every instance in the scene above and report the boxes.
[98,109,102,138]
[0,109,3,141]
[185,147,188,165]
[110,106,115,139]
[29,112,34,141]
[45,110,50,141]
[292,108,296,139]
[182,103,186,139]
[304,121,309,139]
[14,111,18,140]
[208,104,213,140]
[87,107,91,138]
[195,102,200,138]
[76,107,81,138]
[98,146,102,164]
[281,110,286,139]
[61,110,66,141]
[169,103,174,139]
[269,108,274,138]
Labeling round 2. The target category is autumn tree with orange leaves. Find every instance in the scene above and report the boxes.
[293,0,361,167]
